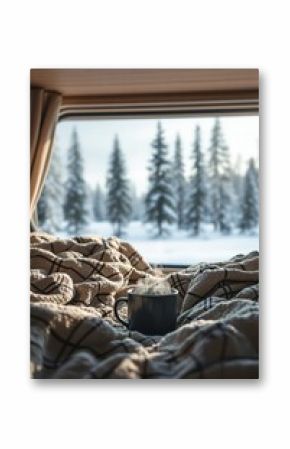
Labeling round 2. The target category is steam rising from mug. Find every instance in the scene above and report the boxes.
[134,278,172,295]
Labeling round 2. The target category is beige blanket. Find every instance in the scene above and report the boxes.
[30,232,259,379]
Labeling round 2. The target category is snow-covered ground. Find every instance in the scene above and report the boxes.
[59,220,259,266]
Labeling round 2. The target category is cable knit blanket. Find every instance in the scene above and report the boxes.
[30,232,259,379]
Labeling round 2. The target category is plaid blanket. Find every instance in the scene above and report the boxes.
[30,232,259,379]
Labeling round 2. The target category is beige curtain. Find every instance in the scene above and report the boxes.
[30,88,62,218]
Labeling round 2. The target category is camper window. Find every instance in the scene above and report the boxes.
[37,113,259,267]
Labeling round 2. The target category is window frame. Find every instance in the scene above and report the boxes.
[46,94,259,269]
[59,90,259,119]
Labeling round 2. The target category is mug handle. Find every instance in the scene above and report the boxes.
[114,297,129,327]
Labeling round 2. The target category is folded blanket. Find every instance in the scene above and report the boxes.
[30,232,259,379]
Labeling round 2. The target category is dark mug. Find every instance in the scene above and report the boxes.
[114,287,178,335]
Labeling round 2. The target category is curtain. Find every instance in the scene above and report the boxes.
[30,88,62,219]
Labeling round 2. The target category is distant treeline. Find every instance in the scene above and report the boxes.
[37,119,259,237]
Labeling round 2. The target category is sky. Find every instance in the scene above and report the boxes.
[54,115,259,196]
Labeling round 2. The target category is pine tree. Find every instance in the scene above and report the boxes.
[106,135,132,237]
[172,134,186,229]
[37,187,48,226]
[145,122,176,236]
[63,128,88,235]
[231,155,244,228]
[208,118,233,234]
[37,143,64,233]
[186,125,206,235]
[93,183,106,221]
[239,158,259,232]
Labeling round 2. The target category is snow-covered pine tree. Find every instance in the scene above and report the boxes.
[172,134,186,229]
[63,127,88,235]
[145,122,176,236]
[239,158,259,232]
[231,155,244,228]
[37,187,48,226]
[186,125,206,235]
[37,143,64,233]
[106,135,132,237]
[93,183,106,221]
[208,118,233,234]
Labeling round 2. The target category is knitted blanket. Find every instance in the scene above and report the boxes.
[30,232,259,379]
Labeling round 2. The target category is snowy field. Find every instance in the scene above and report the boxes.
[59,221,259,266]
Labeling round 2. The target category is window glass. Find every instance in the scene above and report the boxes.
[38,115,259,266]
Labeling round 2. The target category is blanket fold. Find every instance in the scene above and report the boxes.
[30,232,259,379]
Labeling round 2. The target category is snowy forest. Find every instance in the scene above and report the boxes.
[37,118,259,264]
